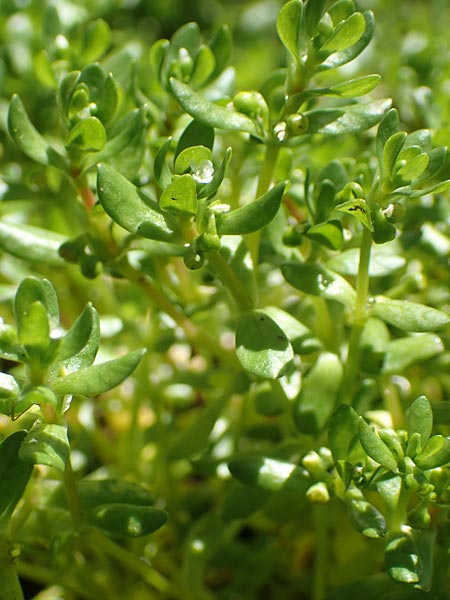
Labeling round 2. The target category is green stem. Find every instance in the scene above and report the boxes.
[207,251,254,311]
[340,227,372,404]
[247,143,281,268]
[86,529,185,599]
[313,505,328,600]
[63,457,84,531]
[0,537,24,600]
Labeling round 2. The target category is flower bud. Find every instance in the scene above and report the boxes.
[306,482,330,504]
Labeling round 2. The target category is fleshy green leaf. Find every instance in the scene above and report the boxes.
[51,348,145,396]
[304,98,391,135]
[414,435,450,470]
[346,497,387,538]
[385,529,435,591]
[306,220,344,250]
[14,277,59,330]
[197,146,232,199]
[235,310,294,379]
[336,198,373,231]
[260,306,321,355]
[395,152,429,183]
[8,95,68,171]
[383,334,444,373]
[160,174,198,216]
[216,181,286,235]
[320,12,366,53]
[95,109,145,164]
[376,108,400,165]
[97,163,175,241]
[176,120,214,158]
[169,78,262,138]
[154,138,173,190]
[0,222,67,267]
[174,145,212,175]
[66,116,107,152]
[382,131,407,180]
[318,11,375,71]
[293,352,343,435]
[190,45,216,87]
[358,417,399,472]
[370,297,450,332]
[329,404,360,462]
[0,431,33,520]
[17,300,50,351]
[19,423,69,471]
[88,503,167,538]
[282,262,356,308]
[407,396,433,446]
[51,303,100,375]
[276,0,302,61]
[326,74,380,98]
[208,25,232,80]
[228,456,308,492]
[327,243,405,277]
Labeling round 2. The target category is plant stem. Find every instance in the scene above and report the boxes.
[340,227,372,404]
[313,505,328,600]
[63,457,84,531]
[247,143,281,268]
[86,528,185,599]
[207,251,254,311]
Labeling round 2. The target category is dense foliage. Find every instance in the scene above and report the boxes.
[1,1,450,598]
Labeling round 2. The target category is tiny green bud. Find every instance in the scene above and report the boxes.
[183,244,205,270]
[383,202,406,223]
[317,12,334,38]
[286,113,309,136]
[306,482,330,504]
[282,225,303,247]
[233,90,269,124]
[302,450,326,479]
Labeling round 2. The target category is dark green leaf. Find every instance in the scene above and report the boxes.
[414,435,450,470]
[383,335,444,373]
[306,220,344,250]
[176,120,214,158]
[261,306,320,355]
[216,181,286,235]
[66,117,107,152]
[370,297,450,332]
[95,109,145,164]
[407,396,433,447]
[169,78,262,138]
[19,423,69,471]
[282,262,356,308]
[51,348,145,396]
[8,95,68,171]
[0,431,33,520]
[328,1,355,26]
[329,404,360,461]
[154,138,173,190]
[228,456,308,492]
[208,25,232,80]
[305,0,326,36]
[346,497,387,538]
[385,529,435,591]
[358,417,398,472]
[88,503,167,538]
[190,45,215,87]
[293,352,343,435]
[0,222,67,267]
[97,163,175,241]
[235,310,294,379]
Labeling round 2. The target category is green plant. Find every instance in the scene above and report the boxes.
[1,0,450,598]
